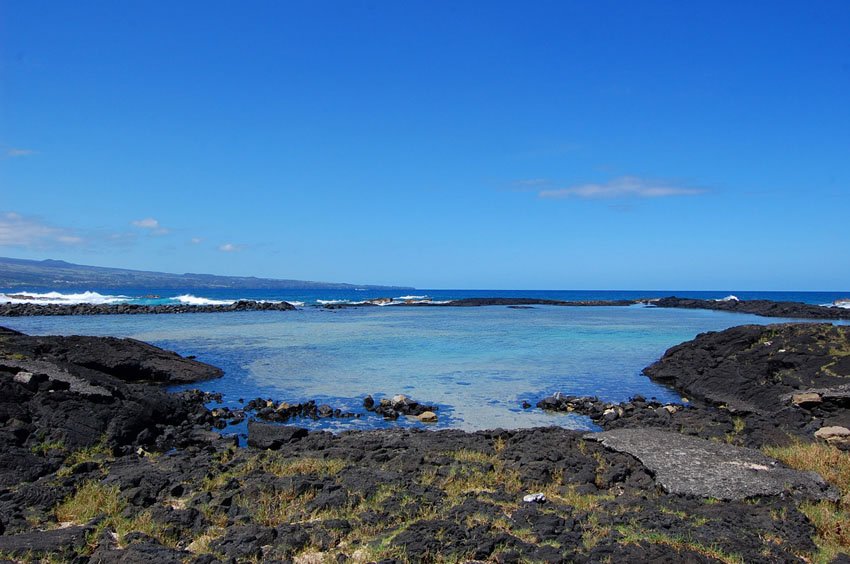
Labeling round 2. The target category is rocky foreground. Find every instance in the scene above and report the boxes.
[0,324,849,563]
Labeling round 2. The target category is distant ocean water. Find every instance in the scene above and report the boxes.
[2,287,849,307]
[1,288,848,433]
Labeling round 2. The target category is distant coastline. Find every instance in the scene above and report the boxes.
[0,256,412,291]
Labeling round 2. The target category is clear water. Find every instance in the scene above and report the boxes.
[0,303,820,432]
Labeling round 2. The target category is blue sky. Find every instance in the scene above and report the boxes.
[1,1,848,290]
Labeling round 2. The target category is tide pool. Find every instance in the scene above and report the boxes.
[2,305,808,431]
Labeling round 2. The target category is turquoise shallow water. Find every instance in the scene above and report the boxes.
[0,304,815,432]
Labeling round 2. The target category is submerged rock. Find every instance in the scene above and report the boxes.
[365,393,439,421]
[416,411,438,423]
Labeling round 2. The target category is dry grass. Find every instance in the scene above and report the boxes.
[29,438,65,456]
[543,484,612,512]
[442,448,496,465]
[54,480,173,550]
[263,456,347,477]
[764,440,850,560]
[441,464,522,499]
[55,481,122,523]
[185,526,226,554]
[614,525,744,564]
[56,440,113,477]
[230,453,347,480]
[580,513,611,550]
[764,441,850,504]
[199,452,356,493]
[249,488,318,526]
[797,501,850,563]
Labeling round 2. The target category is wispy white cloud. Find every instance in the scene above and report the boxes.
[538,176,706,200]
[0,212,85,248]
[190,237,203,244]
[131,217,169,235]
[218,243,243,252]
[4,148,37,158]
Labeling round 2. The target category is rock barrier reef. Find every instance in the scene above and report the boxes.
[0,300,296,317]
[4,295,850,320]
[323,295,850,320]
[650,296,850,320]
[0,322,849,562]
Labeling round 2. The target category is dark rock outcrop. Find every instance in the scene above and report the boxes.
[0,329,223,485]
[247,421,309,449]
[0,299,296,317]
[244,398,358,423]
[0,524,92,558]
[651,296,850,320]
[643,323,850,430]
[0,332,223,384]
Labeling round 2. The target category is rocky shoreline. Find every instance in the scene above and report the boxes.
[650,296,850,320]
[1,323,849,562]
[5,295,850,321]
[0,300,296,317]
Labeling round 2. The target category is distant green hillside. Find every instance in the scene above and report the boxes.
[0,257,412,291]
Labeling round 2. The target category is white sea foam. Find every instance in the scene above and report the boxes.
[396,295,428,300]
[285,301,305,307]
[0,291,129,305]
[171,294,235,306]
[831,299,850,309]
[317,299,350,305]
[716,295,739,302]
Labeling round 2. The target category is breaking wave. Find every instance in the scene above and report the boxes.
[0,291,129,305]
[171,294,235,306]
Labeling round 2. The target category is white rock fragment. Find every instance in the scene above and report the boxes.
[791,392,822,406]
[391,394,408,405]
[13,371,34,384]
[814,426,850,447]
[522,493,547,503]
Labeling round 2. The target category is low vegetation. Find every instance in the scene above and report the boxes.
[54,480,174,552]
[765,441,850,561]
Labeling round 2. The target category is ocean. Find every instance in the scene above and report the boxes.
[1,288,848,433]
[2,287,849,308]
